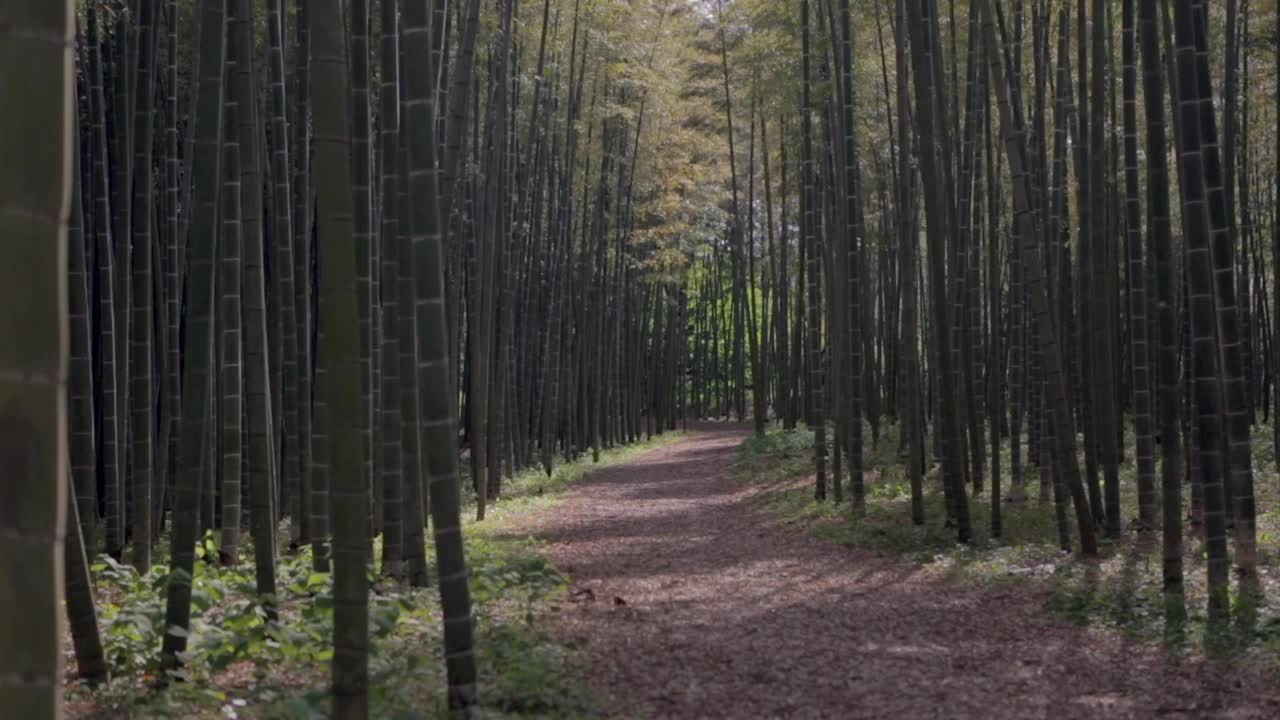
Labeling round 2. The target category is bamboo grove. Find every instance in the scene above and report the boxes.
[5,0,1280,716]
[3,0,732,716]
[694,0,1280,634]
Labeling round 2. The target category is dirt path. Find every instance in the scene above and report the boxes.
[512,425,1277,719]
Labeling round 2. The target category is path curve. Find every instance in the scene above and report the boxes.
[514,424,1276,719]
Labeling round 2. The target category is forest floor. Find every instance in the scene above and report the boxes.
[62,433,690,719]
[511,422,1280,719]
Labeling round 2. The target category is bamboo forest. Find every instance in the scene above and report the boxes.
[10,0,1280,717]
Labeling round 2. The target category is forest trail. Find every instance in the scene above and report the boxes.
[510,424,1277,719]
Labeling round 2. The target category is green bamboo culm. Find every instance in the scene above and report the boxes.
[231,0,279,615]
[404,0,479,708]
[65,122,108,686]
[0,0,75,716]
[128,0,159,574]
[310,0,370,716]
[162,0,227,670]
[377,0,405,581]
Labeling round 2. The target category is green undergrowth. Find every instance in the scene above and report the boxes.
[462,430,690,525]
[733,423,1280,667]
[66,431,685,719]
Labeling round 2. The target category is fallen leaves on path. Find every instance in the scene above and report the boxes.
[511,424,1280,719]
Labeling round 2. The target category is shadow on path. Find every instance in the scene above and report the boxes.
[508,425,1276,719]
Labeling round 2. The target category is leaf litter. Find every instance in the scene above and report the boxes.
[511,423,1280,719]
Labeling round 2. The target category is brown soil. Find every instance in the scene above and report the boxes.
[513,423,1280,719]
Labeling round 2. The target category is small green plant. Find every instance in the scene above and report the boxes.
[69,435,686,718]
